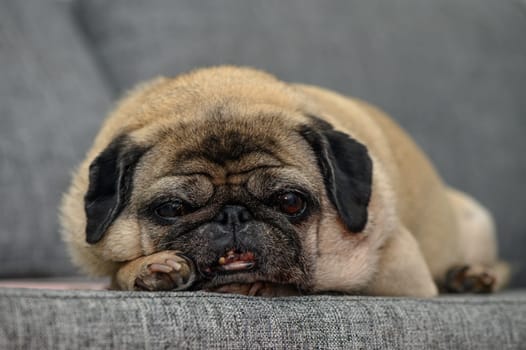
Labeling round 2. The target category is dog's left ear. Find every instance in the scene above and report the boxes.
[84,135,148,244]
[300,119,373,233]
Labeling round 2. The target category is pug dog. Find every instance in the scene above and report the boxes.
[60,66,509,297]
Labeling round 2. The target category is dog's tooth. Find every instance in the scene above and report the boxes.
[218,257,227,265]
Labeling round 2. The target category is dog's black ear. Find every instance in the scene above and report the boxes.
[300,120,373,233]
[84,135,147,244]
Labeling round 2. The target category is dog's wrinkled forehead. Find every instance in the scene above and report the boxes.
[177,129,280,169]
[136,111,314,182]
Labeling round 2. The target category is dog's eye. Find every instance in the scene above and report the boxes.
[155,201,189,219]
[277,192,306,216]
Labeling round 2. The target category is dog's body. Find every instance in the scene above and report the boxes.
[61,66,508,296]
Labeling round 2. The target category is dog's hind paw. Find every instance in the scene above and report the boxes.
[443,265,496,293]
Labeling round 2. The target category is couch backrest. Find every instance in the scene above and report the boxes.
[2,0,525,286]
[0,0,112,277]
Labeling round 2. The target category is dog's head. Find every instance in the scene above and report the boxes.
[83,67,373,291]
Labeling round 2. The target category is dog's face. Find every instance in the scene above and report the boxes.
[83,72,373,292]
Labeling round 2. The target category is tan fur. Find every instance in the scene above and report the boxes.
[61,66,507,296]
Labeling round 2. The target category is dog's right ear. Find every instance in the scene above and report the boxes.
[84,135,148,244]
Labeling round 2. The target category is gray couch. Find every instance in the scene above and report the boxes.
[1,0,525,348]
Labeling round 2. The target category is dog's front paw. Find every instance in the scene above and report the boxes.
[116,250,196,291]
[134,251,196,291]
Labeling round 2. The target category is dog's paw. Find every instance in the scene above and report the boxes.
[133,251,196,291]
[444,265,496,293]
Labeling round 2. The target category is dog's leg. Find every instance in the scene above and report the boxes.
[113,250,196,291]
[445,189,510,292]
[362,227,438,297]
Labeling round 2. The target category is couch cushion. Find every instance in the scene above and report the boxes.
[0,0,112,277]
[1,289,525,349]
[75,0,526,286]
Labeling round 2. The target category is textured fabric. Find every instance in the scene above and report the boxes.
[1,288,525,350]
[0,0,112,277]
[75,0,526,286]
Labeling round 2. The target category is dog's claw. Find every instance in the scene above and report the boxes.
[148,263,173,274]
[165,259,182,271]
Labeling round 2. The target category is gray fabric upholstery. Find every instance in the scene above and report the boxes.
[0,0,112,277]
[75,0,526,286]
[1,288,525,350]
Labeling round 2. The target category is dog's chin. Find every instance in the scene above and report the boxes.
[189,246,307,291]
[196,258,292,290]
[198,259,277,289]
[201,271,266,289]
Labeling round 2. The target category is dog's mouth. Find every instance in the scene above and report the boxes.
[216,249,256,271]
[203,249,257,274]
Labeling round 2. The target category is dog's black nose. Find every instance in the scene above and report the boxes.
[214,205,253,227]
